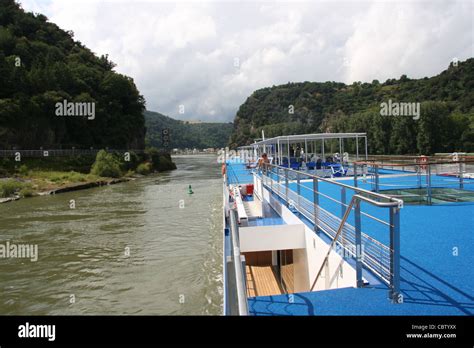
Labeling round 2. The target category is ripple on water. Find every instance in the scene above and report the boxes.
[0,156,223,314]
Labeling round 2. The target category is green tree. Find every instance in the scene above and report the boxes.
[90,150,122,178]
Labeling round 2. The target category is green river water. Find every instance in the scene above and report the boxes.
[0,155,223,315]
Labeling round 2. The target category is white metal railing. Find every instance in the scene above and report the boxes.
[355,159,474,204]
[261,163,403,303]
[229,208,249,315]
[311,195,358,291]
[224,170,248,315]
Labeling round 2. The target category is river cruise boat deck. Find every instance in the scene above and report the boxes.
[223,133,474,316]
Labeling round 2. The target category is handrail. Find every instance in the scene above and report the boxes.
[261,164,402,302]
[355,194,402,207]
[229,208,249,315]
[310,195,358,291]
[354,159,473,203]
[355,159,474,166]
[264,163,403,208]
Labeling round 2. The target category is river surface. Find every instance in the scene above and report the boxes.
[0,155,223,315]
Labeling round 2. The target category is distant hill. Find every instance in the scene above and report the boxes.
[229,58,474,155]
[0,0,145,150]
[144,110,233,149]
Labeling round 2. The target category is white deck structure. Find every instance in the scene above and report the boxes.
[250,133,368,165]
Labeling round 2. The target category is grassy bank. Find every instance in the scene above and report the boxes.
[0,148,177,200]
[0,172,102,198]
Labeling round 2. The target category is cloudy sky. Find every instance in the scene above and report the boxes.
[19,0,473,122]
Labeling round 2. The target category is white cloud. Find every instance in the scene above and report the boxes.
[19,0,473,122]
[343,0,473,82]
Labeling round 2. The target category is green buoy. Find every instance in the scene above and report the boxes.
[188,185,194,194]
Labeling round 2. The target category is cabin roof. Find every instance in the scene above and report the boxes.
[253,132,367,146]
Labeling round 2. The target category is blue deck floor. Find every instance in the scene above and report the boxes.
[227,163,255,184]
[226,162,474,316]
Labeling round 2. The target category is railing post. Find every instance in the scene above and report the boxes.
[374,165,379,192]
[341,187,347,248]
[417,165,422,188]
[296,172,301,212]
[340,187,346,219]
[389,206,401,303]
[285,169,289,205]
[459,161,464,189]
[270,166,273,194]
[426,164,432,205]
[353,163,358,187]
[241,254,247,300]
[354,200,363,288]
[313,177,319,234]
[276,166,280,196]
[265,165,269,187]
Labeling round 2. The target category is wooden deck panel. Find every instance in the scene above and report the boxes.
[281,264,294,293]
[246,265,284,297]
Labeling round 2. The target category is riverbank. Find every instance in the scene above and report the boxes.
[0,149,177,203]
[0,173,133,203]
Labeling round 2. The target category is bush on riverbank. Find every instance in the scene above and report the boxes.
[136,162,152,175]
[120,151,142,172]
[0,156,97,176]
[19,187,36,198]
[89,148,176,177]
[146,148,177,172]
[0,180,27,198]
[90,150,123,178]
[19,165,29,176]
[156,153,177,171]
